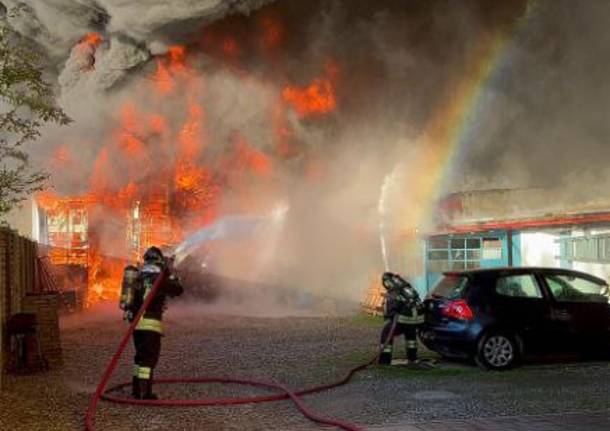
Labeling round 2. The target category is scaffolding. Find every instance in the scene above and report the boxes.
[126,185,175,261]
[46,199,89,266]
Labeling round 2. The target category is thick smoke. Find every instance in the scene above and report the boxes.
[445,0,610,195]
[4,0,608,306]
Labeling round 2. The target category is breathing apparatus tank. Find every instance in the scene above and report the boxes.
[119,265,140,317]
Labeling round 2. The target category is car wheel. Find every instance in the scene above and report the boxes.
[476,331,520,370]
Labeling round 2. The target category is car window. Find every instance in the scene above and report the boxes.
[431,275,468,299]
[495,275,543,299]
[544,274,610,303]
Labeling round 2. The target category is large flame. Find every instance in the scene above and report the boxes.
[38,19,340,306]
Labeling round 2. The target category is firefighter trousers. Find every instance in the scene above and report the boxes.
[133,329,161,381]
[379,321,419,364]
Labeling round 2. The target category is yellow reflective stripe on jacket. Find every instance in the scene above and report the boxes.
[135,317,164,334]
[397,314,424,324]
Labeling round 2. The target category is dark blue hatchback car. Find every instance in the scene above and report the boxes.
[420,267,610,370]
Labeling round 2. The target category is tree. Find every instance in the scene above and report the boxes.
[0,9,70,217]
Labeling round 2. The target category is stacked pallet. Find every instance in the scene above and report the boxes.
[361,276,385,316]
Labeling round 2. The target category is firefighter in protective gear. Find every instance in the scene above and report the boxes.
[378,271,424,365]
[124,246,183,399]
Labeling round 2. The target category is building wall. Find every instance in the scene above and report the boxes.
[519,232,560,267]
[555,227,610,283]
[519,227,610,283]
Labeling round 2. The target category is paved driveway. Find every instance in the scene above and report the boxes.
[1,307,609,430]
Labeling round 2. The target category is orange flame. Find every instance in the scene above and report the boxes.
[282,62,338,118]
[235,137,272,177]
[43,31,344,307]
[282,60,340,118]
[153,45,189,95]
[80,32,102,48]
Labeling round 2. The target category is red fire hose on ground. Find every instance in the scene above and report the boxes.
[84,272,398,431]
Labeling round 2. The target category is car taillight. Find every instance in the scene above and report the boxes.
[442,300,474,320]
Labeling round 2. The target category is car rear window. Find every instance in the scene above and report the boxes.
[430,275,469,299]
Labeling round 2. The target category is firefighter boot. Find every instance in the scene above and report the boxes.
[142,377,158,400]
[132,377,142,399]
[378,345,393,365]
[406,339,418,363]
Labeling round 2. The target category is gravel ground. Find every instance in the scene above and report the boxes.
[1,303,609,431]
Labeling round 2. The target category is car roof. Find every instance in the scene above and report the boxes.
[442,267,608,285]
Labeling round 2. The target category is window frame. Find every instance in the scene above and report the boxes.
[540,272,610,304]
[427,235,486,273]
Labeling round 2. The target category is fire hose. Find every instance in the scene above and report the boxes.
[84,271,399,431]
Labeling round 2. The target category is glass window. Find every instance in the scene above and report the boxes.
[431,275,469,299]
[496,275,543,299]
[601,238,610,260]
[450,239,465,249]
[428,250,449,260]
[466,261,480,269]
[482,239,503,260]
[467,250,481,260]
[587,238,597,260]
[601,237,610,261]
[466,238,481,249]
[545,274,609,303]
[451,250,465,260]
[565,240,574,259]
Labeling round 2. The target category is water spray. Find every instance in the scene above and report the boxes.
[173,202,290,265]
[378,171,394,272]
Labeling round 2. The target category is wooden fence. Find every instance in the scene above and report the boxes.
[0,228,62,389]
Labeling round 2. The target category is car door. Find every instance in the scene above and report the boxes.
[540,271,610,353]
[490,272,553,354]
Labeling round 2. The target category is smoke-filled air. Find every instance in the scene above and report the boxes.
[3,0,609,310]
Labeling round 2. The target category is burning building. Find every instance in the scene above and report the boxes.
[3,0,607,310]
[25,4,343,306]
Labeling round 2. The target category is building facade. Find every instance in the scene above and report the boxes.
[408,189,610,295]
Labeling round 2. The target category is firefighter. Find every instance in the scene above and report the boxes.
[124,246,183,399]
[378,271,424,365]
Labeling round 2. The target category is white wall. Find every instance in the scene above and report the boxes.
[520,231,560,267]
[571,261,610,284]
[521,227,610,283]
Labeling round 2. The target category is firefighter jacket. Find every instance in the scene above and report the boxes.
[383,289,424,325]
[131,263,183,334]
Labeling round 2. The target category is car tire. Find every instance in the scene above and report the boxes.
[475,331,520,371]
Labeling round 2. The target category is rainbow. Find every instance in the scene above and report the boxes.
[404,1,540,232]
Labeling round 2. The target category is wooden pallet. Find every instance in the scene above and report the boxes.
[361,276,385,316]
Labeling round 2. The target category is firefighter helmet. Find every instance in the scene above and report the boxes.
[382,272,395,290]
[143,246,164,265]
